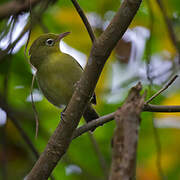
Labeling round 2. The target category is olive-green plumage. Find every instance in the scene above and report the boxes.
[29,32,98,125]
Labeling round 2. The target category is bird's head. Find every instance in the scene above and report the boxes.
[29,32,70,68]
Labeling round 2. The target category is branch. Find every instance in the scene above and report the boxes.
[70,0,95,42]
[73,103,180,137]
[0,26,28,62]
[0,95,39,159]
[0,0,41,20]
[0,0,51,62]
[109,83,145,180]
[73,113,114,139]
[88,133,109,178]
[0,95,56,180]
[27,1,142,179]
[145,75,178,104]
[143,104,180,112]
[152,118,165,179]
[156,0,180,62]
[1,126,7,180]
[146,0,154,84]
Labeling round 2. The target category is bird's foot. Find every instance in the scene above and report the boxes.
[61,111,66,120]
[60,107,67,121]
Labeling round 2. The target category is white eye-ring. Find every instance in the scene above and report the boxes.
[45,39,55,46]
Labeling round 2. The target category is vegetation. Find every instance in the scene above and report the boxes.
[0,0,180,179]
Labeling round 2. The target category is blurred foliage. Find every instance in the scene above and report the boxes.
[0,0,180,180]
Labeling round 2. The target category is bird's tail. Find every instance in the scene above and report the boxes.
[83,104,99,131]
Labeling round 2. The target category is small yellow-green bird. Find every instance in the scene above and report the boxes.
[29,32,99,126]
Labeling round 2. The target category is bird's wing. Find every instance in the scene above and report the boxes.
[62,53,97,105]
[91,94,97,105]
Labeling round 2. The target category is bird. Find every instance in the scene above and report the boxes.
[29,32,99,128]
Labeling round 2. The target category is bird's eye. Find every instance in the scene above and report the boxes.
[45,39,55,46]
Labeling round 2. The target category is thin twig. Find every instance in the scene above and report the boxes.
[9,114,39,159]
[156,0,180,63]
[31,74,39,138]
[144,5,170,176]
[73,103,180,138]
[144,104,180,112]
[70,0,95,42]
[10,115,40,159]
[0,27,28,62]
[145,75,178,104]
[0,0,51,62]
[88,133,109,178]
[1,126,8,180]
[146,0,154,84]
[0,97,55,180]
[152,118,166,180]
[0,0,41,20]
[24,1,39,139]
[73,113,114,139]
[1,49,11,180]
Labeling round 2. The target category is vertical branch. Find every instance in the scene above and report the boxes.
[152,119,166,180]
[70,0,95,42]
[1,54,12,180]
[109,83,145,180]
[146,0,154,85]
[30,74,39,138]
[0,25,28,62]
[27,1,142,179]
[88,133,109,178]
[156,0,180,63]
[0,95,40,159]
[0,99,55,180]
[9,115,40,159]
[146,1,176,177]
[1,126,8,180]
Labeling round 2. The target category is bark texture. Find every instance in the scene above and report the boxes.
[0,0,41,20]
[109,83,145,180]
[27,1,142,179]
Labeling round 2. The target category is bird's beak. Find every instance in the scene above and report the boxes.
[57,32,70,41]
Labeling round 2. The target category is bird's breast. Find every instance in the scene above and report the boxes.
[36,54,82,107]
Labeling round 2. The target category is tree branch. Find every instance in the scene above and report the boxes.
[0,0,51,62]
[88,133,109,178]
[27,1,142,179]
[0,95,56,180]
[73,103,180,138]
[1,125,8,180]
[109,82,145,180]
[70,0,95,42]
[145,75,178,104]
[156,0,180,63]
[0,26,28,62]
[152,117,165,179]
[143,104,180,112]
[0,0,42,20]
[73,113,114,139]
[146,0,154,84]
[0,95,39,159]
